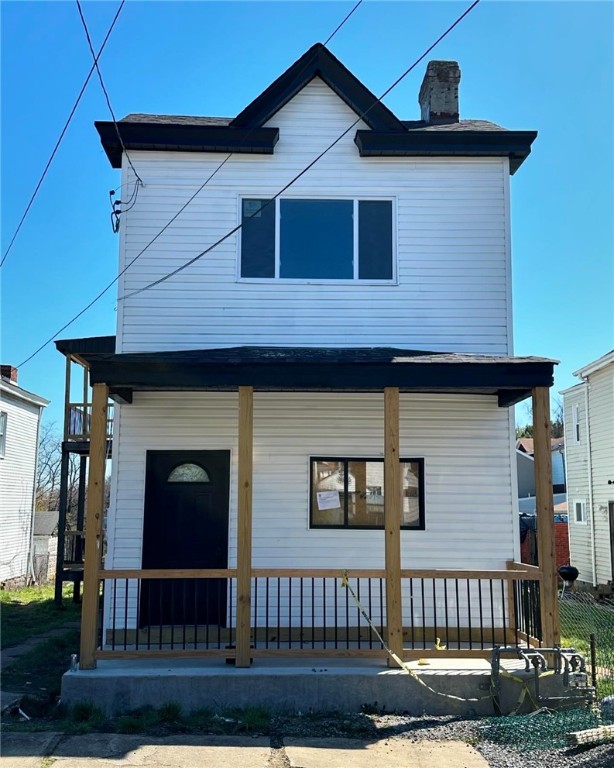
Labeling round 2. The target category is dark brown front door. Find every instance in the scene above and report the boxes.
[140,450,230,627]
[610,502,614,581]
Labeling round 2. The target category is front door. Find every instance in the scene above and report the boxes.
[140,450,230,627]
[610,502,614,582]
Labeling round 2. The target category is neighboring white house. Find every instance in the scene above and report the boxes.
[0,366,49,586]
[562,351,614,589]
[57,45,559,674]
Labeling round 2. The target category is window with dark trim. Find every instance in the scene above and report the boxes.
[310,457,424,529]
[240,198,393,280]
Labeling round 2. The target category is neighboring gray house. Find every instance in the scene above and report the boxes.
[515,436,566,502]
[562,351,614,589]
[0,365,49,586]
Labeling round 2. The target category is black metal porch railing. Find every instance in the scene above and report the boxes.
[104,576,236,651]
[98,569,543,655]
[68,403,114,441]
[513,577,542,643]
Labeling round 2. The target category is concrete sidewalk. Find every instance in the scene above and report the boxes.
[0,732,489,768]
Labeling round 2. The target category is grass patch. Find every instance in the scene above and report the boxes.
[3,701,274,737]
[1,629,80,702]
[560,595,614,700]
[1,584,80,649]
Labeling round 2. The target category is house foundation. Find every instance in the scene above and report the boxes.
[61,657,573,717]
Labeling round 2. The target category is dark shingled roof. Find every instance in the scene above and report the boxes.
[96,43,536,173]
[121,113,232,126]
[118,115,508,132]
[67,341,555,407]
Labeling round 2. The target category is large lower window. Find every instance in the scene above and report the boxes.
[240,198,393,280]
[310,457,424,529]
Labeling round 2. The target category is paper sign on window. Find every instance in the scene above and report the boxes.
[316,491,341,510]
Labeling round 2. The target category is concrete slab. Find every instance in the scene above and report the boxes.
[284,738,488,768]
[0,732,62,768]
[61,658,571,717]
[51,735,270,767]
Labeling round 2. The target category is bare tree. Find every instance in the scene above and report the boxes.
[515,397,564,440]
[36,422,80,522]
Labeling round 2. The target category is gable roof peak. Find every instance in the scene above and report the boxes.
[231,43,406,133]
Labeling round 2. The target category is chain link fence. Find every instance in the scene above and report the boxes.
[559,589,614,700]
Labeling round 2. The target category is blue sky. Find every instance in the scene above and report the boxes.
[2,1,612,428]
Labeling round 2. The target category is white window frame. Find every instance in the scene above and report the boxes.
[237,194,398,285]
[572,403,581,444]
[573,499,587,524]
[0,411,6,459]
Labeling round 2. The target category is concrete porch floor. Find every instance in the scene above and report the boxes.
[61,655,575,717]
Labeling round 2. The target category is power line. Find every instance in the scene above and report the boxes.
[0,0,125,269]
[75,0,143,185]
[121,0,481,300]
[16,1,365,368]
[323,0,363,45]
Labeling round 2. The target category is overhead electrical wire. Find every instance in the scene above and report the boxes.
[120,0,481,300]
[0,0,125,269]
[17,1,364,367]
[75,0,143,186]
[17,0,480,368]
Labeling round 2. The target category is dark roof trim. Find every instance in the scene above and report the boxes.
[231,43,405,133]
[81,346,555,407]
[354,130,538,174]
[95,122,280,168]
[55,335,116,357]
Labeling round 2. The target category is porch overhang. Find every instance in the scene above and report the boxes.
[75,345,556,407]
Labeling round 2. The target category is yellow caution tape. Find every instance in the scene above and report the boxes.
[340,569,549,708]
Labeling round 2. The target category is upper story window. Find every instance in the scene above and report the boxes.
[572,403,581,444]
[0,411,6,458]
[240,198,393,281]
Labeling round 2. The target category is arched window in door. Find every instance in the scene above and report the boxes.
[167,463,210,483]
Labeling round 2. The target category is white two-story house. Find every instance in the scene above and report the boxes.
[0,365,49,586]
[562,351,614,591]
[58,45,559,692]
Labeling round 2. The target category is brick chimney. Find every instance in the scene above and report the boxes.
[1,365,18,383]
[419,60,461,124]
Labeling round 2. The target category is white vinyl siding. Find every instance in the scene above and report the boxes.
[586,365,614,583]
[564,388,593,581]
[116,79,511,354]
[104,391,515,630]
[564,364,614,585]
[108,391,515,569]
[0,392,41,582]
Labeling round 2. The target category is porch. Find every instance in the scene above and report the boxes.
[62,653,570,717]
[64,345,559,686]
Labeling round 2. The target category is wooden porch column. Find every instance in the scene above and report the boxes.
[533,386,560,646]
[384,387,403,662]
[236,386,254,667]
[79,383,109,669]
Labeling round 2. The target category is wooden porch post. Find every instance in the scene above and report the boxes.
[533,386,560,646]
[384,387,403,662]
[236,386,254,667]
[79,383,109,669]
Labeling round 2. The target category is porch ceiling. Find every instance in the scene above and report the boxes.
[74,344,556,407]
